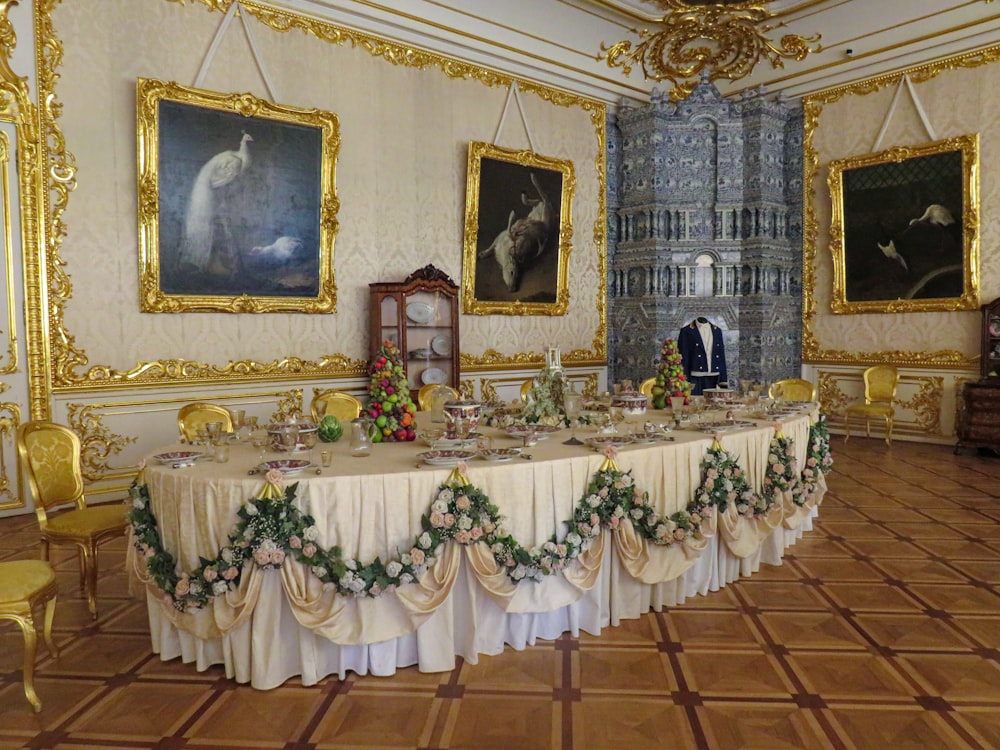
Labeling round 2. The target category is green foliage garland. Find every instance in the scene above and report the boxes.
[129,429,833,610]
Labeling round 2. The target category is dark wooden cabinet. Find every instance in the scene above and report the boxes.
[368,265,460,400]
[956,380,1000,453]
[956,297,1000,453]
[982,296,1000,379]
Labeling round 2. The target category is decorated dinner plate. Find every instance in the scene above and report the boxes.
[504,424,560,439]
[416,449,476,466]
[152,450,204,465]
[585,435,633,449]
[478,447,522,461]
[406,301,434,324]
[419,431,480,449]
[696,420,756,433]
[629,432,663,444]
[431,334,451,356]
[421,367,447,385]
[258,458,313,476]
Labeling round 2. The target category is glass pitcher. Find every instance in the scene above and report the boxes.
[350,416,379,457]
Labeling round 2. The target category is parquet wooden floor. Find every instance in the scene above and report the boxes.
[1,438,999,749]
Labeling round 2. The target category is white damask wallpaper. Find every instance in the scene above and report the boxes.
[807,61,999,360]
[53,0,603,380]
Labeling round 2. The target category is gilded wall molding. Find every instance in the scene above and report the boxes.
[896,376,944,435]
[271,389,303,423]
[65,402,137,482]
[0,399,20,510]
[800,42,1000,369]
[34,0,608,401]
[0,129,17,375]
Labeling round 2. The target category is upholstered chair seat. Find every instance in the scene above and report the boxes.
[0,559,59,711]
[844,365,899,446]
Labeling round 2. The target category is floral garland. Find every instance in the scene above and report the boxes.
[807,415,834,476]
[130,434,832,610]
[762,429,805,506]
[692,439,774,519]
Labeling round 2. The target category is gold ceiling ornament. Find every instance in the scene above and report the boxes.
[599,0,820,100]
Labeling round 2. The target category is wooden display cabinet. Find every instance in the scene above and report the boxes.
[981,296,1000,379]
[955,296,1000,454]
[368,265,460,401]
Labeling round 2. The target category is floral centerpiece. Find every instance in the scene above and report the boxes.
[521,366,566,426]
[366,340,417,442]
[650,337,692,409]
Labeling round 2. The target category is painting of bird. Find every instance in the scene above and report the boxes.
[177,131,254,272]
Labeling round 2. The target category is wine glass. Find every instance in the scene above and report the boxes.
[563,387,584,445]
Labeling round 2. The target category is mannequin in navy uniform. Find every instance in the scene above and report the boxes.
[677,317,727,395]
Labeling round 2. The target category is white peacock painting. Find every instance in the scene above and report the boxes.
[157,99,322,298]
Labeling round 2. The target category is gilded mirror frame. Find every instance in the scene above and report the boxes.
[137,77,340,314]
[827,134,979,315]
[462,141,575,316]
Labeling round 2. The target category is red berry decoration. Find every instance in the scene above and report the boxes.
[365,340,418,442]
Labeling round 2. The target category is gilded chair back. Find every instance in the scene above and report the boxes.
[177,403,233,441]
[864,365,899,404]
[769,378,817,402]
[639,377,657,397]
[417,383,459,411]
[17,421,86,524]
[310,389,363,424]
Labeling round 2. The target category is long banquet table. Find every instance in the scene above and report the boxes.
[129,408,823,689]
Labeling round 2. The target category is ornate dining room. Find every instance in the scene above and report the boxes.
[1,1,1000,749]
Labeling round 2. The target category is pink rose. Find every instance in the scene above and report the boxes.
[602,446,619,460]
[590,513,600,527]
[222,566,239,580]
[673,528,686,541]
[772,463,785,474]
[254,548,270,566]
[443,513,456,528]
[469,527,483,540]
[456,495,471,511]
[175,577,190,596]
[457,461,469,475]
[270,549,285,565]
[454,530,471,544]
[578,522,592,535]
[203,567,218,582]
[266,468,284,484]
[430,511,445,528]
[302,543,317,558]
[289,536,302,549]
[410,548,426,565]
[610,516,620,529]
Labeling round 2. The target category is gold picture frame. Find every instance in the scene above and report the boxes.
[462,142,574,316]
[137,78,340,313]
[827,134,979,314]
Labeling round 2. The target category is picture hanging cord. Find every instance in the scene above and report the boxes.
[872,73,937,153]
[493,81,536,152]
[193,1,278,102]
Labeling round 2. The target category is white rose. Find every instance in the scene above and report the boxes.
[303,526,320,541]
[212,581,229,595]
[386,561,403,578]
[418,532,433,549]
[431,499,449,513]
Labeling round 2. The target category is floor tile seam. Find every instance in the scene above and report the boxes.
[295,679,349,746]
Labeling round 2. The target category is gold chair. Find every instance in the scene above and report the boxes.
[844,365,899,446]
[417,383,459,411]
[310,389,363,424]
[639,377,657,397]
[177,402,233,442]
[769,378,817,402]
[0,559,58,711]
[520,379,535,403]
[16,420,127,619]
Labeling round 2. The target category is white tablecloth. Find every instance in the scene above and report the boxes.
[134,409,820,689]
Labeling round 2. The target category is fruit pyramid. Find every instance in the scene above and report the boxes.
[365,340,418,442]
[650,337,693,409]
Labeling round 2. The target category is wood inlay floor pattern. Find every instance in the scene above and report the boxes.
[1,440,998,749]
